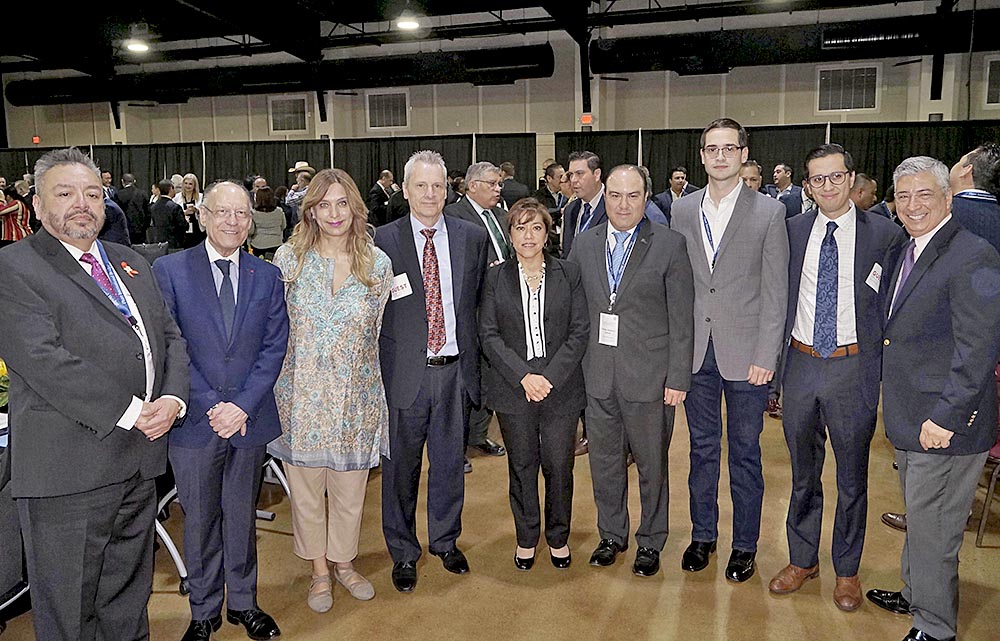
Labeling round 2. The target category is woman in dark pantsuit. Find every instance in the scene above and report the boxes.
[479,198,589,570]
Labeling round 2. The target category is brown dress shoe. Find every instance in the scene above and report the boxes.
[768,563,819,594]
[834,575,863,612]
[574,437,589,456]
[766,398,783,419]
[881,512,906,532]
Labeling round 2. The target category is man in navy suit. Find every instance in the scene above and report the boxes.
[949,142,1000,254]
[651,165,699,220]
[154,181,289,641]
[375,150,489,593]
[562,150,606,258]
[866,156,1000,641]
[766,164,804,218]
[767,145,904,611]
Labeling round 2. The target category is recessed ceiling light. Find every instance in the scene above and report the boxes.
[125,40,150,53]
[396,15,420,30]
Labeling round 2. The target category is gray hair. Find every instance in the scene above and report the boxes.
[33,147,101,193]
[403,150,447,185]
[465,161,499,184]
[893,156,950,193]
[203,180,254,211]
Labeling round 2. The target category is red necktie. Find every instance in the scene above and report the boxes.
[421,228,445,354]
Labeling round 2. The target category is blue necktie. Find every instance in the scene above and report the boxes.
[608,231,630,291]
[215,259,235,340]
[579,202,593,233]
[813,221,839,358]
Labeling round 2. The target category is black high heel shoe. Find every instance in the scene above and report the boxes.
[514,553,535,571]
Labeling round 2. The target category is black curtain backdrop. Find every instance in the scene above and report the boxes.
[641,129,704,193]
[475,133,536,189]
[333,135,473,195]
[830,121,1000,197]
[554,131,640,181]
[91,143,201,194]
[745,125,828,187]
[0,150,31,186]
[204,142,248,186]
[280,140,331,188]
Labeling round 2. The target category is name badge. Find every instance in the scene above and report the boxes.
[599,313,619,347]
[390,273,413,300]
[865,262,883,293]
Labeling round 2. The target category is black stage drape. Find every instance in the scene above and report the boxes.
[554,131,640,179]
[204,142,247,186]
[332,135,473,196]
[0,150,30,186]
[641,129,704,193]
[206,141,331,189]
[475,133,536,187]
[91,143,201,194]
[745,125,828,186]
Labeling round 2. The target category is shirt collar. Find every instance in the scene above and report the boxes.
[466,196,488,216]
[205,240,241,268]
[817,202,857,231]
[704,181,742,209]
[606,222,639,245]
[913,214,953,257]
[411,213,447,237]
[60,238,99,264]
[585,187,605,212]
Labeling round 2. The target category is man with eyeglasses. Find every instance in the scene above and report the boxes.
[669,118,788,583]
[153,181,289,641]
[766,164,804,218]
[866,156,1000,641]
[768,144,903,611]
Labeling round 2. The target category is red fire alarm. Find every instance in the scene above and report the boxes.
[32,135,40,145]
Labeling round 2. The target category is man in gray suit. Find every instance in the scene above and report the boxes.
[670,118,789,582]
[866,156,1000,641]
[569,164,694,577]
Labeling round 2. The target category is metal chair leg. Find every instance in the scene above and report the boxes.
[976,459,1000,547]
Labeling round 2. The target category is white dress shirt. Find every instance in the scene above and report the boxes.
[467,197,507,263]
[791,206,858,346]
[412,214,459,357]
[700,181,742,272]
[518,264,547,360]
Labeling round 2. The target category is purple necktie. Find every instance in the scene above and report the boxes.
[80,252,118,300]
[891,239,916,315]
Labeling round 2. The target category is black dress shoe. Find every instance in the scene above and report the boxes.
[181,615,222,641]
[866,588,911,615]
[902,627,953,641]
[225,608,280,640]
[681,540,716,572]
[514,554,535,571]
[550,552,571,569]
[431,547,470,574]
[588,539,627,567]
[725,549,756,583]
[632,547,660,577]
[472,438,506,456]
[391,561,418,592]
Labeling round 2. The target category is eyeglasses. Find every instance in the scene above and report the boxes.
[203,206,250,221]
[474,179,500,189]
[702,144,745,158]
[806,172,850,188]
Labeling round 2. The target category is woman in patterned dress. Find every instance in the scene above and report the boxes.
[269,168,392,613]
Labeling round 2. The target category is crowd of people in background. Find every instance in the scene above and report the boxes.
[1,120,1000,641]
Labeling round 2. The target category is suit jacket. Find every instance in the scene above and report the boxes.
[532,187,559,211]
[99,197,132,246]
[569,221,695,402]
[0,229,189,498]
[479,256,588,414]
[881,218,1000,455]
[952,191,1000,256]
[670,184,789,379]
[115,184,149,242]
[153,244,289,449]
[386,189,410,225]
[443,196,511,264]
[367,183,394,227]
[784,208,905,409]
[562,194,606,258]
[651,183,698,221]
[375,215,489,409]
[500,178,530,209]
[148,196,186,248]
[765,184,804,218]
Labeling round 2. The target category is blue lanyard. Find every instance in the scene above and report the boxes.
[95,241,134,322]
[700,205,721,269]
[605,221,642,310]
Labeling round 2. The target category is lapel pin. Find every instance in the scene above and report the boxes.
[121,261,139,277]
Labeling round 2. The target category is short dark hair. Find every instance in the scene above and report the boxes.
[741,160,762,174]
[157,178,173,194]
[379,169,393,180]
[700,118,748,149]
[122,172,135,184]
[508,197,553,237]
[567,150,601,173]
[544,163,564,179]
[803,144,855,177]
[255,186,277,212]
[608,164,651,198]
[968,142,1000,195]
[243,174,258,191]
[670,166,688,177]
[499,162,515,176]
[775,163,794,177]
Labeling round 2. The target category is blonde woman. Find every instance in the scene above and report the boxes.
[268,168,392,613]
[173,173,205,248]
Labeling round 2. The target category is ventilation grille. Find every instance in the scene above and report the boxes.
[367,91,409,130]
[818,66,878,112]
[269,96,307,132]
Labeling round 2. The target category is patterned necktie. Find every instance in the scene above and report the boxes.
[813,221,839,358]
[80,252,128,317]
[891,239,917,315]
[215,259,236,340]
[579,202,593,234]
[482,210,510,260]
[421,229,445,354]
[608,231,630,291]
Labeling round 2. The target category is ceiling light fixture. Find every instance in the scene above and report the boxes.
[125,40,150,53]
[395,1,422,31]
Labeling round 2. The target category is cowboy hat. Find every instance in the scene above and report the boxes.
[288,161,316,173]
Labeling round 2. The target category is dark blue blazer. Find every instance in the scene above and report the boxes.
[952,191,1000,256]
[766,184,804,218]
[650,183,698,221]
[375,214,489,409]
[153,243,289,449]
[561,194,606,258]
[784,208,904,410]
[881,219,1000,455]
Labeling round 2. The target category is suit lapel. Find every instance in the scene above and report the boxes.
[712,185,752,268]
[788,211,816,316]
[400,216,426,301]
[447,217,466,308]
[888,219,961,319]
[231,252,255,347]
[502,260,526,345]
[617,221,653,297]
[678,191,713,284]
[190,244,230,344]
[852,212,873,313]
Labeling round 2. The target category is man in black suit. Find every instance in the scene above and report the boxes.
[375,150,489,593]
[866,156,1000,641]
[101,170,117,202]
[651,165,698,220]
[148,179,186,248]
[562,150,606,258]
[99,196,132,246]
[532,163,566,254]
[367,169,397,227]
[116,173,149,243]
[499,161,530,209]
[0,147,189,641]
[767,144,904,611]
[849,173,879,212]
[766,163,804,218]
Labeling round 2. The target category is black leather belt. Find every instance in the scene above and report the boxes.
[426,354,460,367]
